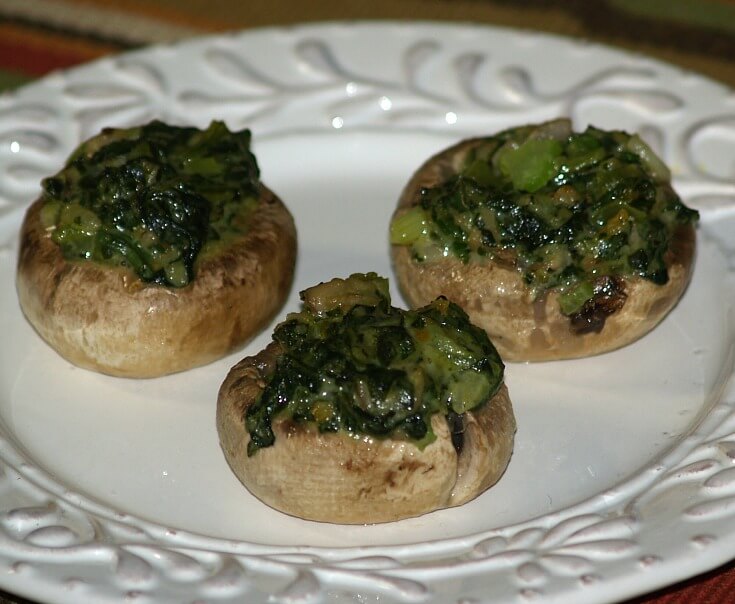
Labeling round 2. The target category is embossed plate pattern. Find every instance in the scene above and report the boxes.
[0,22,734,604]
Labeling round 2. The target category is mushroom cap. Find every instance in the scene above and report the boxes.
[391,136,696,361]
[16,184,296,377]
[217,342,516,524]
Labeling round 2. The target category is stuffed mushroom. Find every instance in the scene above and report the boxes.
[217,273,515,524]
[16,120,296,377]
[390,119,697,361]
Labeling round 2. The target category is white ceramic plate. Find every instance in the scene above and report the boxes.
[0,21,734,604]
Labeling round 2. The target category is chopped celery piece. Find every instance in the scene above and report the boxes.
[559,281,595,315]
[390,206,430,245]
[39,200,61,229]
[626,134,670,182]
[447,371,491,414]
[164,261,189,288]
[181,156,223,176]
[302,272,390,315]
[462,158,495,186]
[497,138,562,192]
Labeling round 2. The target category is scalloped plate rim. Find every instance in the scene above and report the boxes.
[0,19,734,604]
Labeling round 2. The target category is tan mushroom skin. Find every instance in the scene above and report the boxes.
[217,273,515,524]
[16,184,296,378]
[391,132,697,362]
[217,342,516,524]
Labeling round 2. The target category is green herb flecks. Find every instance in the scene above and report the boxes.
[40,120,261,287]
[390,120,699,316]
[245,273,505,455]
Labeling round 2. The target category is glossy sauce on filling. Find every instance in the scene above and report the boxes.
[391,119,699,319]
[245,273,505,455]
[40,120,261,287]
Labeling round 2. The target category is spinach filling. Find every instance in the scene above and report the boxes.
[390,120,699,317]
[40,120,261,287]
[246,273,505,456]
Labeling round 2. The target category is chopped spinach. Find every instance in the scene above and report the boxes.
[245,273,505,455]
[390,120,698,315]
[40,120,261,287]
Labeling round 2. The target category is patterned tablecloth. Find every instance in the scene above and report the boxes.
[0,1,734,603]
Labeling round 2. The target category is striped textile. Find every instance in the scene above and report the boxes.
[1,0,735,90]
